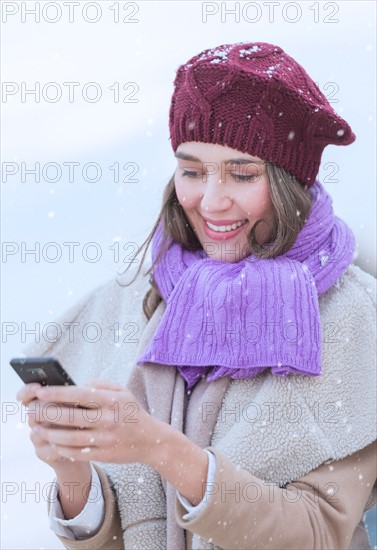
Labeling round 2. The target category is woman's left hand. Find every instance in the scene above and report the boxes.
[30,379,161,465]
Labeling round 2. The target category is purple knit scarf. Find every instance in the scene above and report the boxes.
[136,181,355,390]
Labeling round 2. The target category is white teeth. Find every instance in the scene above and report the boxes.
[206,220,245,232]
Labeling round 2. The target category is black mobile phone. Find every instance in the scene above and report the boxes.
[10,357,76,386]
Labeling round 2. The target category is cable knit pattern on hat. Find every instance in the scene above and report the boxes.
[136,181,356,390]
[169,42,355,186]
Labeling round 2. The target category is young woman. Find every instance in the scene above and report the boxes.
[18,41,376,550]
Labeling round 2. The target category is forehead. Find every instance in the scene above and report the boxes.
[175,142,263,163]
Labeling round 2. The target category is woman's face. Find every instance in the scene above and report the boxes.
[174,142,275,263]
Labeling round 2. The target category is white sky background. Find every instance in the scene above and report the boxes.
[1,1,376,548]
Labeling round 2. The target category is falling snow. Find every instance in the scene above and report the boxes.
[239,45,262,57]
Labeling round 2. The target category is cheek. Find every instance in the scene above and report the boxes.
[240,182,273,218]
[258,187,274,217]
[266,188,275,218]
[174,177,200,210]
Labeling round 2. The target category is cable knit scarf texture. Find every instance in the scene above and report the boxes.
[136,181,356,390]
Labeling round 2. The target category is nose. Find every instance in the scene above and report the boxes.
[200,175,233,213]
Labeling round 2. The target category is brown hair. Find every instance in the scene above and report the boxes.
[119,162,312,321]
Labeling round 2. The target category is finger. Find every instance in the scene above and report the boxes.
[54,445,114,462]
[27,401,103,429]
[30,426,46,446]
[16,383,42,405]
[26,399,63,427]
[25,398,45,412]
[29,425,60,457]
[26,399,51,427]
[35,385,130,410]
[30,439,61,463]
[27,413,37,428]
[35,445,61,463]
[35,426,112,448]
[84,379,124,391]
[54,445,99,462]
[35,385,110,408]
[28,424,65,462]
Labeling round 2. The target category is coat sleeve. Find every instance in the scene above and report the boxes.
[47,464,124,550]
[175,440,376,550]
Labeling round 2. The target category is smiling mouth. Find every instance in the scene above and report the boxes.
[205,219,247,233]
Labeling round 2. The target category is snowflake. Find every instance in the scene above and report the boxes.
[239,45,262,57]
[320,255,329,266]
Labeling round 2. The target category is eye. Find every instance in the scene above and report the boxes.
[181,169,200,178]
[232,173,258,183]
[228,162,264,183]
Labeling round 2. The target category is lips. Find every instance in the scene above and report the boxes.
[201,215,248,241]
[206,220,245,232]
[201,215,247,227]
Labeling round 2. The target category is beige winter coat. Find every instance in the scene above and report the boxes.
[26,263,376,549]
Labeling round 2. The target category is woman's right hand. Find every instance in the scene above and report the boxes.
[17,383,93,519]
[17,383,71,470]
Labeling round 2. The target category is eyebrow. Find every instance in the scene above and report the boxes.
[174,152,261,165]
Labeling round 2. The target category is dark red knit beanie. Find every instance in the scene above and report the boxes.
[169,42,355,186]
